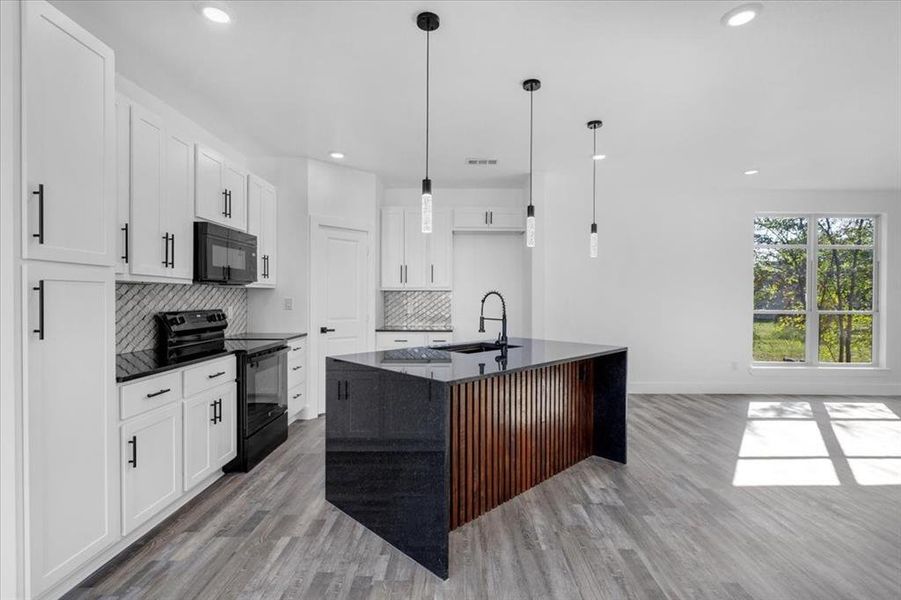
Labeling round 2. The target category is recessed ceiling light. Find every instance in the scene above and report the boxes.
[744,169,759,175]
[195,2,232,24]
[722,3,762,27]
[329,151,345,159]
[592,154,606,161]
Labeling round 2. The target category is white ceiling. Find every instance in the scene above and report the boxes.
[52,0,901,190]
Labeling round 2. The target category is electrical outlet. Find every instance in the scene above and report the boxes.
[283,297,294,311]
[225,306,234,320]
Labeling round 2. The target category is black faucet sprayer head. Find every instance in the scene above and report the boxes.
[478,317,486,333]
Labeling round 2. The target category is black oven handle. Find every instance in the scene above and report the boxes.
[247,345,289,363]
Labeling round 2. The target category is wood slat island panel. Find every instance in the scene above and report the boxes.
[449,360,595,530]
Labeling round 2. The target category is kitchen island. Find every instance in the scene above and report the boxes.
[325,338,627,579]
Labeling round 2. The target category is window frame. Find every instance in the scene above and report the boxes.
[752,213,880,368]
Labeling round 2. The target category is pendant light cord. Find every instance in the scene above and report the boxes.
[425,30,430,180]
[592,128,597,224]
[529,89,533,207]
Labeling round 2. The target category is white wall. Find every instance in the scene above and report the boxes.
[533,167,901,396]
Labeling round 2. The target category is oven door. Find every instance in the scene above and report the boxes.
[244,346,288,436]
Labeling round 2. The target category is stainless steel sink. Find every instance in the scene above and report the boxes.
[434,342,521,354]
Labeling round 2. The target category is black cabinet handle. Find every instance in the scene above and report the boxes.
[292,365,302,371]
[162,233,170,266]
[399,264,403,283]
[127,435,137,468]
[292,392,302,400]
[32,280,44,340]
[344,380,349,399]
[210,401,217,423]
[320,327,335,334]
[170,234,175,268]
[145,388,171,398]
[292,346,303,352]
[394,339,408,343]
[208,371,226,379]
[336,379,342,400]
[490,211,493,225]
[227,189,232,218]
[431,264,434,283]
[32,184,44,243]
[121,223,129,263]
[222,189,229,216]
[213,398,222,423]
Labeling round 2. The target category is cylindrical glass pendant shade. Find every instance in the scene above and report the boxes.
[526,204,536,248]
[421,178,433,233]
[590,222,598,258]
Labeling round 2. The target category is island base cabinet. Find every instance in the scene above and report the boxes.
[121,405,182,536]
[24,263,117,597]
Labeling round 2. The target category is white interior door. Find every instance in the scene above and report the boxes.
[452,232,528,342]
[312,224,369,415]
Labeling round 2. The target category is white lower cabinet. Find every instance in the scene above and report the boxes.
[119,357,237,537]
[287,336,308,419]
[121,404,182,536]
[183,382,236,491]
[24,263,117,597]
[375,331,428,350]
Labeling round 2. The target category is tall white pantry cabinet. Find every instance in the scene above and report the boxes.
[20,1,118,598]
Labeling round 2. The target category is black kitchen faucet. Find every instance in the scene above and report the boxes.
[478,290,508,346]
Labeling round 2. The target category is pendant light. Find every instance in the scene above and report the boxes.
[587,120,603,258]
[523,78,541,248]
[417,12,439,233]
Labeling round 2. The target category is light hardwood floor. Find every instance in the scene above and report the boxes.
[67,394,901,600]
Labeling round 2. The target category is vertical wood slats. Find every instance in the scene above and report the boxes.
[449,361,594,531]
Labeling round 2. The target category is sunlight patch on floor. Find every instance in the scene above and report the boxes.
[847,459,901,486]
[738,421,828,458]
[831,421,901,457]
[824,402,900,420]
[747,401,813,419]
[733,458,839,486]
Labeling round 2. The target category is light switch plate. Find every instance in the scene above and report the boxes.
[284,297,294,310]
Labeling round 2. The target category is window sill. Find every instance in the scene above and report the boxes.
[750,365,890,375]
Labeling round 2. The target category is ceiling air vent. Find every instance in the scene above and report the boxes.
[465,158,498,166]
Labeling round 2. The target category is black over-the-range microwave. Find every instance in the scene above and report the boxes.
[194,221,257,285]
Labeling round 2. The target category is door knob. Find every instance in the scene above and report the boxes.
[320,327,335,334]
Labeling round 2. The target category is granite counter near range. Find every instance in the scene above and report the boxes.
[325,337,628,579]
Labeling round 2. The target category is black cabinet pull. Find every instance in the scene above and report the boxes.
[210,401,217,423]
[32,184,44,243]
[344,380,349,399]
[170,234,175,268]
[399,264,403,283]
[394,339,408,343]
[336,379,342,400]
[431,264,434,283]
[127,435,137,468]
[145,388,171,398]
[121,223,129,263]
[292,392,302,400]
[218,399,223,423]
[320,327,335,334]
[32,281,44,340]
[292,365,302,371]
[222,189,229,216]
[162,233,170,266]
[292,346,303,352]
[208,371,226,379]
[490,211,493,225]
[226,189,232,218]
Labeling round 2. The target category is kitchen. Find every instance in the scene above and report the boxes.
[1,2,900,599]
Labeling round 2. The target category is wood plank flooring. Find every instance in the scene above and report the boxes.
[67,394,901,600]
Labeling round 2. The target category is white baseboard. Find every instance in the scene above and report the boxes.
[629,381,901,396]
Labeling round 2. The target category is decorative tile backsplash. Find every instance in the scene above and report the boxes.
[116,282,247,353]
[383,291,452,329]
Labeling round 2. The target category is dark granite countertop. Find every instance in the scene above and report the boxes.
[116,349,236,383]
[376,327,453,333]
[330,337,626,383]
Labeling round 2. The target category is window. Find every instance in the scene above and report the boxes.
[753,215,879,365]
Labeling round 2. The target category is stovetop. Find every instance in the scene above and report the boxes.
[224,338,287,354]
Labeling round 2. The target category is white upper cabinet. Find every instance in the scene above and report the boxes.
[24,262,117,596]
[380,208,452,290]
[247,175,278,287]
[195,144,247,231]
[164,130,195,280]
[115,97,130,275]
[453,207,525,232]
[23,0,116,266]
[126,103,193,281]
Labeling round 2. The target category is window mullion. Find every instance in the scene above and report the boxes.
[808,215,818,366]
